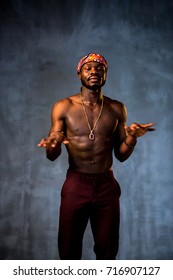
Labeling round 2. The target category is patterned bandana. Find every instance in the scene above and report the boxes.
[76,53,108,73]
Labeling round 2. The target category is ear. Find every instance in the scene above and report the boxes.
[77,72,81,79]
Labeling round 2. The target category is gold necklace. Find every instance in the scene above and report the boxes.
[80,93,104,140]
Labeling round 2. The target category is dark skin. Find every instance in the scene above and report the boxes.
[38,61,155,173]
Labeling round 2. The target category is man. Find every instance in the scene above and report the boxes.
[38,53,155,260]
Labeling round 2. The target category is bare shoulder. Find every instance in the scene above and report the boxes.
[104,96,127,121]
[104,95,125,108]
[52,93,79,115]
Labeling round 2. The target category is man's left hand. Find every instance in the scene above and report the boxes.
[125,122,155,138]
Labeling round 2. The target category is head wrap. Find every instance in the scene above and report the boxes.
[77,53,108,73]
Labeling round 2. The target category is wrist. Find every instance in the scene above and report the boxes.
[124,135,137,148]
[49,130,64,136]
[49,130,64,140]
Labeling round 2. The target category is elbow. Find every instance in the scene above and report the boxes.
[116,156,126,162]
[46,155,57,161]
[114,152,127,162]
[46,149,61,161]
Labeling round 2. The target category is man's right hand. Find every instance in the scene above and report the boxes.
[37,131,69,148]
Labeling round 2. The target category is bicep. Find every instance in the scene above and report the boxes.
[50,100,67,133]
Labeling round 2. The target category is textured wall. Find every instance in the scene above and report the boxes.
[0,0,173,260]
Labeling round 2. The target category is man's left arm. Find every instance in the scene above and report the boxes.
[114,104,155,162]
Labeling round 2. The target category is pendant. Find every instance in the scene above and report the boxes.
[89,131,95,140]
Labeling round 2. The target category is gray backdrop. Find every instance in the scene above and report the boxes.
[0,0,173,260]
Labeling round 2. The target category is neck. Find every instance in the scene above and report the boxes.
[80,87,103,104]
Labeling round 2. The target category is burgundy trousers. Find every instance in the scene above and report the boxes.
[58,169,121,260]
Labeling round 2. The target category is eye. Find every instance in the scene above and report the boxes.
[97,66,105,71]
[85,66,91,71]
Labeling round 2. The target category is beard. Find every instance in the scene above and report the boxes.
[81,77,106,90]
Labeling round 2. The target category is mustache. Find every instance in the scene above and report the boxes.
[88,73,101,80]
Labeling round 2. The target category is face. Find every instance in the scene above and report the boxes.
[78,61,107,90]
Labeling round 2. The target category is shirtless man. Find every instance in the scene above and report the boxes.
[38,53,154,260]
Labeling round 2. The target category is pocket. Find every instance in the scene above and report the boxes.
[60,174,81,198]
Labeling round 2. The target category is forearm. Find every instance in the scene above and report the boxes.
[46,130,65,161]
[115,135,137,162]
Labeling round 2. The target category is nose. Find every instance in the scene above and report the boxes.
[90,67,97,74]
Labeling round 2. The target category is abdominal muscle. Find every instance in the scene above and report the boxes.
[65,134,114,174]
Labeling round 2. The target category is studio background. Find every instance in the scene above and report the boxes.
[0,0,173,260]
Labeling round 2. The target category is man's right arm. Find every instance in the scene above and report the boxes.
[38,99,69,161]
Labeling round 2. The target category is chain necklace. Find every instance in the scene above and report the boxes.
[80,92,104,140]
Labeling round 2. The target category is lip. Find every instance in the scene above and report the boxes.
[89,76,100,82]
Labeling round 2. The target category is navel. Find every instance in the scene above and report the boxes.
[90,160,96,164]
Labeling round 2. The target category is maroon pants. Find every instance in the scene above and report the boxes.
[58,169,121,260]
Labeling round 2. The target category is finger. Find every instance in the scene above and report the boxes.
[37,138,47,147]
[51,139,58,148]
[125,125,136,135]
[129,124,141,135]
[130,123,141,130]
[144,128,155,132]
[140,123,154,128]
[139,123,155,132]
[63,140,69,145]
[124,125,131,132]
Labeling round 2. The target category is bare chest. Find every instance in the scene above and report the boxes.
[65,103,118,138]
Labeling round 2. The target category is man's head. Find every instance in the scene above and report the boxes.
[77,53,108,74]
[77,53,108,90]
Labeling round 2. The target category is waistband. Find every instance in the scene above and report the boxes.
[66,168,114,180]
